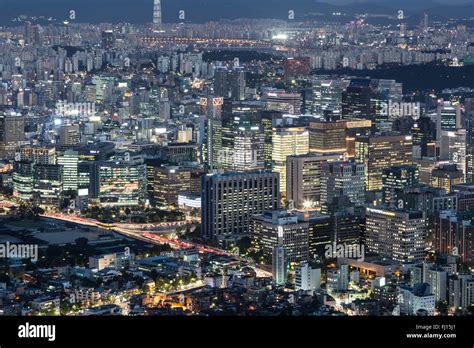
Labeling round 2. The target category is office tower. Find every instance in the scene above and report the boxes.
[33,164,63,208]
[327,264,349,293]
[219,114,264,171]
[272,127,309,193]
[398,284,435,315]
[12,161,34,202]
[410,262,434,287]
[308,121,347,154]
[296,212,332,260]
[355,134,413,191]
[232,125,264,171]
[365,206,426,264]
[265,90,302,115]
[332,210,363,245]
[98,160,147,207]
[203,118,222,170]
[19,146,56,165]
[57,150,79,192]
[440,129,467,181]
[251,210,309,263]
[200,96,223,120]
[101,30,115,49]
[421,13,429,30]
[60,124,81,146]
[399,23,407,37]
[295,262,321,291]
[201,171,280,243]
[412,117,437,158]
[434,210,474,267]
[321,161,365,207]
[426,268,447,302]
[78,161,100,200]
[260,110,284,169]
[177,125,194,143]
[437,102,461,135]
[284,57,311,79]
[448,275,474,309]
[402,184,444,216]
[272,246,287,286]
[312,79,343,118]
[213,67,246,101]
[153,0,162,25]
[150,165,202,207]
[230,67,246,101]
[286,153,342,209]
[431,164,463,193]
[342,79,372,120]
[0,113,25,159]
[382,165,419,207]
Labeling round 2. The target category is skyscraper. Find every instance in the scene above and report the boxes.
[321,161,366,207]
[355,134,413,191]
[153,0,162,26]
[286,153,342,209]
[201,171,280,243]
[365,207,426,264]
[272,126,309,194]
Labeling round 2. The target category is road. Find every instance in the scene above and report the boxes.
[40,211,272,278]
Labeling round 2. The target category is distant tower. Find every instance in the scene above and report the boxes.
[153,0,162,25]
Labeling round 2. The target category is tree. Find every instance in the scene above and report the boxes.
[436,300,448,315]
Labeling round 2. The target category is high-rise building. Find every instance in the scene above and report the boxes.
[153,0,162,25]
[12,161,34,202]
[308,121,347,154]
[365,207,426,264]
[201,171,280,243]
[260,110,284,169]
[342,79,372,120]
[272,127,309,193]
[382,165,419,207]
[213,67,246,101]
[272,245,287,286]
[265,90,302,115]
[19,146,56,165]
[0,113,25,159]
[296,211,333,260]
[57,150,79,192]
[437,101,461,134]
[440,129,467,181]
[355,134,413,191]
[431,164,463,193]
[320,161,365,207]
[251,209,310,264]
[434,210,474,267]
[286,153,342,209]
[312,79,344,118]
[33,164,63,208]
[295,262,321,291]
[98,160,147,207]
